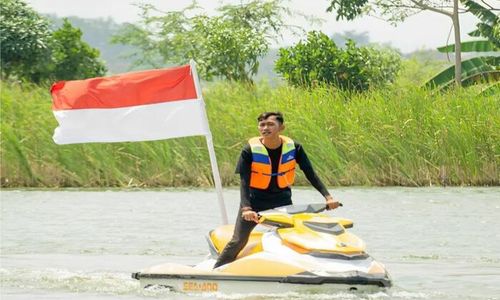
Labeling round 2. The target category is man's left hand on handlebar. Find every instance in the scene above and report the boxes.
[241,209,259,223]
[325,195,341,210]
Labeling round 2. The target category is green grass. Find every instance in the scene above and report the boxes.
[1,69,499,187]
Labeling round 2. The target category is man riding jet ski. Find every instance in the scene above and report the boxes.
[132,203,392,293]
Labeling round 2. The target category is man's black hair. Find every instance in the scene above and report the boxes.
[257,111,284,124]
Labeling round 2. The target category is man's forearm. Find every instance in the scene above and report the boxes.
[303,167,330,197]
[239,175,252,209]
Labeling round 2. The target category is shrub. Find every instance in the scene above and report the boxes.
[275,31,401,91]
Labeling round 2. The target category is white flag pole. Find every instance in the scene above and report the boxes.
[190,60,228,224]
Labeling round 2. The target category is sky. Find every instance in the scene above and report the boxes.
[24,0,492,53]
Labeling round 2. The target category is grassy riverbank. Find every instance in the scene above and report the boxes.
[1,73,499,187]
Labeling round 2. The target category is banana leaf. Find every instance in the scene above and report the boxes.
[425,56,500,88]
[461,0,498,24]
[438,40,497,53]
[440,70,500,89]
[469,29,481,37]
[469,23,494,37]
[479,81,500,96]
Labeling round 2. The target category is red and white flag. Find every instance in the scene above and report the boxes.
[50,64,209,145]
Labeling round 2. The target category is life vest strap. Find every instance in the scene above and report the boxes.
[251,167,296,177]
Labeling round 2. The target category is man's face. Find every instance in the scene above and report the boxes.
[258,116,283,138]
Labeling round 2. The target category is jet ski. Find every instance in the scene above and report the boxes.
[132,203,391,293]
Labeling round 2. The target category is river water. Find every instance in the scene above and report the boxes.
[1,187,499,299]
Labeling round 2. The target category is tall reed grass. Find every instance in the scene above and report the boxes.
[1,77,498,187]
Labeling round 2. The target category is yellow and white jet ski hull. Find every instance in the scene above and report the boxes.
[134,271,390,294]
[133,254,391,293]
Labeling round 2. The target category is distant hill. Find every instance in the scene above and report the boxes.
[45,15,450,80]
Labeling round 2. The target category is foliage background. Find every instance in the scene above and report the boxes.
[1,1,498,188]
[1,74,498,188]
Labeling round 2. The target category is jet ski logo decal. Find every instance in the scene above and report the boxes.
[183,281,218,292]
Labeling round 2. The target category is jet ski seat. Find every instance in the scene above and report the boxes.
[208,225,264,259]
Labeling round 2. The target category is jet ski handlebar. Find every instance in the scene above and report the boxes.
[258,202,343,216]
[257,202,345,228]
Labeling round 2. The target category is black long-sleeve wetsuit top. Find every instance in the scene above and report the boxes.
[235,141,330,212]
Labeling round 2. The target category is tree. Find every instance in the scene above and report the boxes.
[426,0,499,89]
[326,0,499,87]
[275,31,401,91]
[0,0,106,82]
[49,19,107,80]
[112,1,290,82]
[0,0,51,80]
[46,15,138,74]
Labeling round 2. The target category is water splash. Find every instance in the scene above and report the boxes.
[0,267,138,295]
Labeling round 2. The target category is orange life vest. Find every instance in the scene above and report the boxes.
[249,135,296,189]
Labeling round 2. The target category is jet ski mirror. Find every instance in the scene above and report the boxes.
[339,219,353,229]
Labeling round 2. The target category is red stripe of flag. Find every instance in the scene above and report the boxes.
[51,65,197,110]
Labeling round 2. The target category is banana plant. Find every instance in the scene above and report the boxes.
[425,0,499,89]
